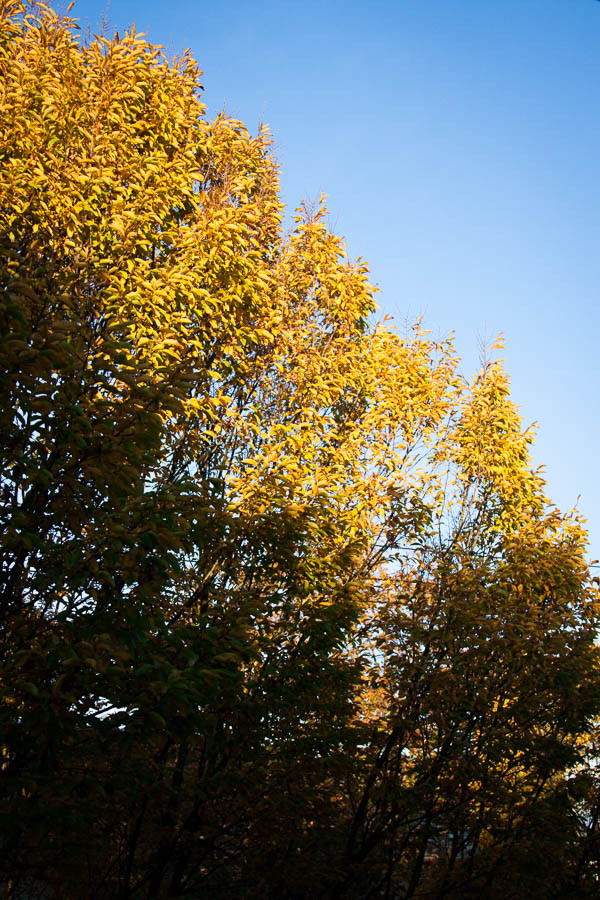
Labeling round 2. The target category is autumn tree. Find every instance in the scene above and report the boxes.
[0,3,598,898]
[337,363,600,898]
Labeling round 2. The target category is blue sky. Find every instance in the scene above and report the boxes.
[71,0,600,556]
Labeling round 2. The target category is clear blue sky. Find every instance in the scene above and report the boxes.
[71,0,600,556]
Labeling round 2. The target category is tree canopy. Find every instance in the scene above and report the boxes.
[1,3,599,898]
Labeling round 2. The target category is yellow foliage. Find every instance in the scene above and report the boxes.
[1,5,598,897]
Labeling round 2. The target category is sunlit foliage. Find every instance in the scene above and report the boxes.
[1,4,599,897]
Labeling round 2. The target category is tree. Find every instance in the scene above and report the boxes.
[0,3,598,898]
